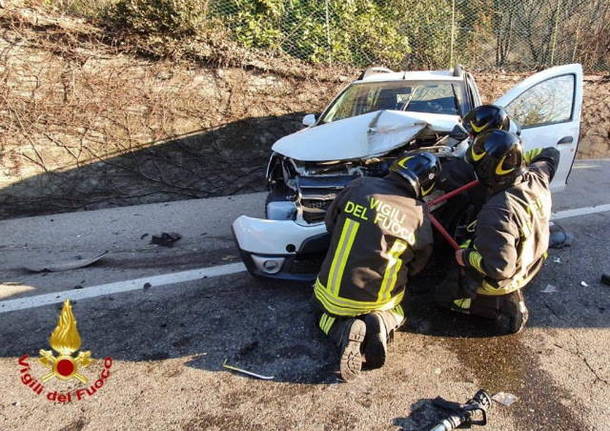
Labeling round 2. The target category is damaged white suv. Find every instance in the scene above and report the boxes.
[233,64,583,281]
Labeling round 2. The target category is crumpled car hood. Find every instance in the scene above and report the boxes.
[272,110,460,161]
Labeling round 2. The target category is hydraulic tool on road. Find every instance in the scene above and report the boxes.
[429,389,492,431]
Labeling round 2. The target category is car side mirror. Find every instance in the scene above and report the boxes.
[449,124,468,140]
[302,114,316,127]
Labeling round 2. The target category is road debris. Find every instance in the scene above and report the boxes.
[24,251,108,272]
[151,232,182,247]
[549,223,574,249]
[541,284,558,293]
[222,359,274,380]
[601,274,610,286]
[492,392,518,406]
[552,257,561,263]
[580,281,589,287]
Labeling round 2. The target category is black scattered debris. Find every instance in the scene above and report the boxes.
[140,233,149,239]
[238,341,259,358]
[151,232,182,247]
[549,223,574,249]
[601,273,610,286]
[24,251,109,272]
[143,282,152,290]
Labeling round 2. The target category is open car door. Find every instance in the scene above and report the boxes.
[494,64,583,191]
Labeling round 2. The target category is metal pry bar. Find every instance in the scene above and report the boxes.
[425,180,480,250]
[222,359,274,380]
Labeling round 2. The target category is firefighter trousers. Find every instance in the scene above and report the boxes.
[434,267,529,334]
[311,296,405,348]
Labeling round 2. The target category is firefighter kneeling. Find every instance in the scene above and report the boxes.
[313,152,440,381]
[436,129,560,335]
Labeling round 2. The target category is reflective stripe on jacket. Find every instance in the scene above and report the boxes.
[314,176,433,317]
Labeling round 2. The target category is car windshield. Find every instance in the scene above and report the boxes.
[319,81,464,124]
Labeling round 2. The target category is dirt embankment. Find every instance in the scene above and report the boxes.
[0,6,608,219]
[0,7,348,218]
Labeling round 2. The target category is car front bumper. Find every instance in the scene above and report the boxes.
[232,215,329,282]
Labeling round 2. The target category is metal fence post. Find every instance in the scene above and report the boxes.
[549,0,562,66]
[325,0,332,65]
[449,0,456,68]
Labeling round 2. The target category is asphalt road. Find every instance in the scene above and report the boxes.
[0,160,609,431]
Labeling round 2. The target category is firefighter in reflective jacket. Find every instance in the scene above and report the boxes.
[313,152,440,381]
[437,129,560,334]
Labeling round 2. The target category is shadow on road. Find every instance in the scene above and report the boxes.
[391,398,450,431]
[0,112,307,219]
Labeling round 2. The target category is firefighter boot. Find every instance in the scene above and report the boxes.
[363,313,388,369]
[496,290,529,334]
[363,306,404,369]
[329,318,366,382]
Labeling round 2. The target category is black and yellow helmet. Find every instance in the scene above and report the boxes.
[389,152,441,199]
[466,129,524,189]
[463,105,510,136]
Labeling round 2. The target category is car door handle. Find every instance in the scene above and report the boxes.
[557,136,573,145]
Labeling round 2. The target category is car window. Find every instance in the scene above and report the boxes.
[320,81,462,123]
[505,75,575,128]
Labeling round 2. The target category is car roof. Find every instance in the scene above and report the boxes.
[355,70,464,83]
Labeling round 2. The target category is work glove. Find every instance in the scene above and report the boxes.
[455,240,471,267]
[459,239,472,249]
[523,148,543,165]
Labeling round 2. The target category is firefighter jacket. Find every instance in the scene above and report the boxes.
[314,175,433,317]
[462,147,560,295]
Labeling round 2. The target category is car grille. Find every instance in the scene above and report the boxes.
[302,199,331,210]
[301,199,332,223]
[296,174,358,224]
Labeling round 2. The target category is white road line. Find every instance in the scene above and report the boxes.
[552,204,610,220]
[0,262,246,314]
[1,203,609,314]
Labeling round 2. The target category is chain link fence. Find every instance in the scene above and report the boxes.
[207,0,609,72]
